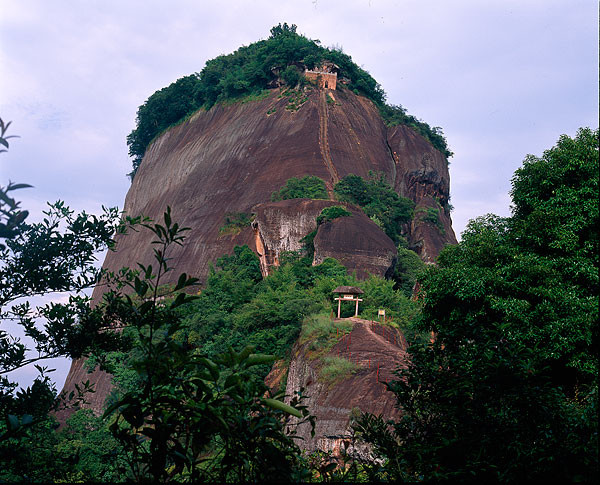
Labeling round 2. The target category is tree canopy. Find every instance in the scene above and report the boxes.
[355,127,599,482]
[334,172,415,245]
[271,175,328,201]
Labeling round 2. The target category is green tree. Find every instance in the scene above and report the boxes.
[280,65,302,87]
[393,246,425,297]
[378,104,453,158]
[172,247,337,373]
[56,409,126,481]
[355,128,599,482]
[0,123,124,403]
[316,205,352,225]
[95,209,312,482]
[126,75,200,177]
[0,118,130,479]
[271,175,328,201]
[0,201,129,419]
[269,22,298,38]
[334,172,414,244]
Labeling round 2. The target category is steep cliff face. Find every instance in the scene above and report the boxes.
[312,209,397,279]
[253,199,397,278]
[93,87,454,290]
[60,85,456,421]
[388,124,456,261]
[281,318,408,452]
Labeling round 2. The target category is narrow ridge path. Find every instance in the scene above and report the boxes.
[357,318,405,354]
[318,90,339,199]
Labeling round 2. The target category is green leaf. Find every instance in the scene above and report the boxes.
[170,292,187,308]
[7,414,19,430]
[175,273,188,291]
[198,358,220,381]
[225,374,240,389]
[238,345,255,362]
[122,405,144,428]
[263,398,302,418]
[7,183,33,191]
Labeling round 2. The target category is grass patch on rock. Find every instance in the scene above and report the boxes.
[319,356,358,385]
[219,212,254,236]
[300,314,353,360]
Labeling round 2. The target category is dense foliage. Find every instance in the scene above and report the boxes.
[355,127,599,482]
[271,175,328,201]
[392,246,426,298]
[126,24,450,177]
[315,205,352,224]
[125,75,199,178]
[334,172,414,245]
[0,409,125,482]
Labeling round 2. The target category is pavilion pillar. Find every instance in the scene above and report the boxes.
[354,298,359,317]
[337,298,341,319]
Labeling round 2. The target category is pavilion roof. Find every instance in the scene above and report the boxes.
[332,286,364,294]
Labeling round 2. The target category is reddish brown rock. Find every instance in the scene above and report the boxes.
[282,318,408,452]
[313,209,397,279]
[387,124,457,261]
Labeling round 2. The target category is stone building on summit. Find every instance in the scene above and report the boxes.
[304,62,338,89]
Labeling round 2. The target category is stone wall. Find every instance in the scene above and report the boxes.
[305,70,337,90]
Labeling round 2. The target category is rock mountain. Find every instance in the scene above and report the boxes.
[59,84,457,448]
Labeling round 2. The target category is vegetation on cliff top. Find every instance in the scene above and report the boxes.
[271,175,328,201]
[316,205,352,224]
[126,23,451,178]
[219,211,254,236]
[334,172,415,245]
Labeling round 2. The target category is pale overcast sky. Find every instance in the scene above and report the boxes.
[1,0,598,390]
